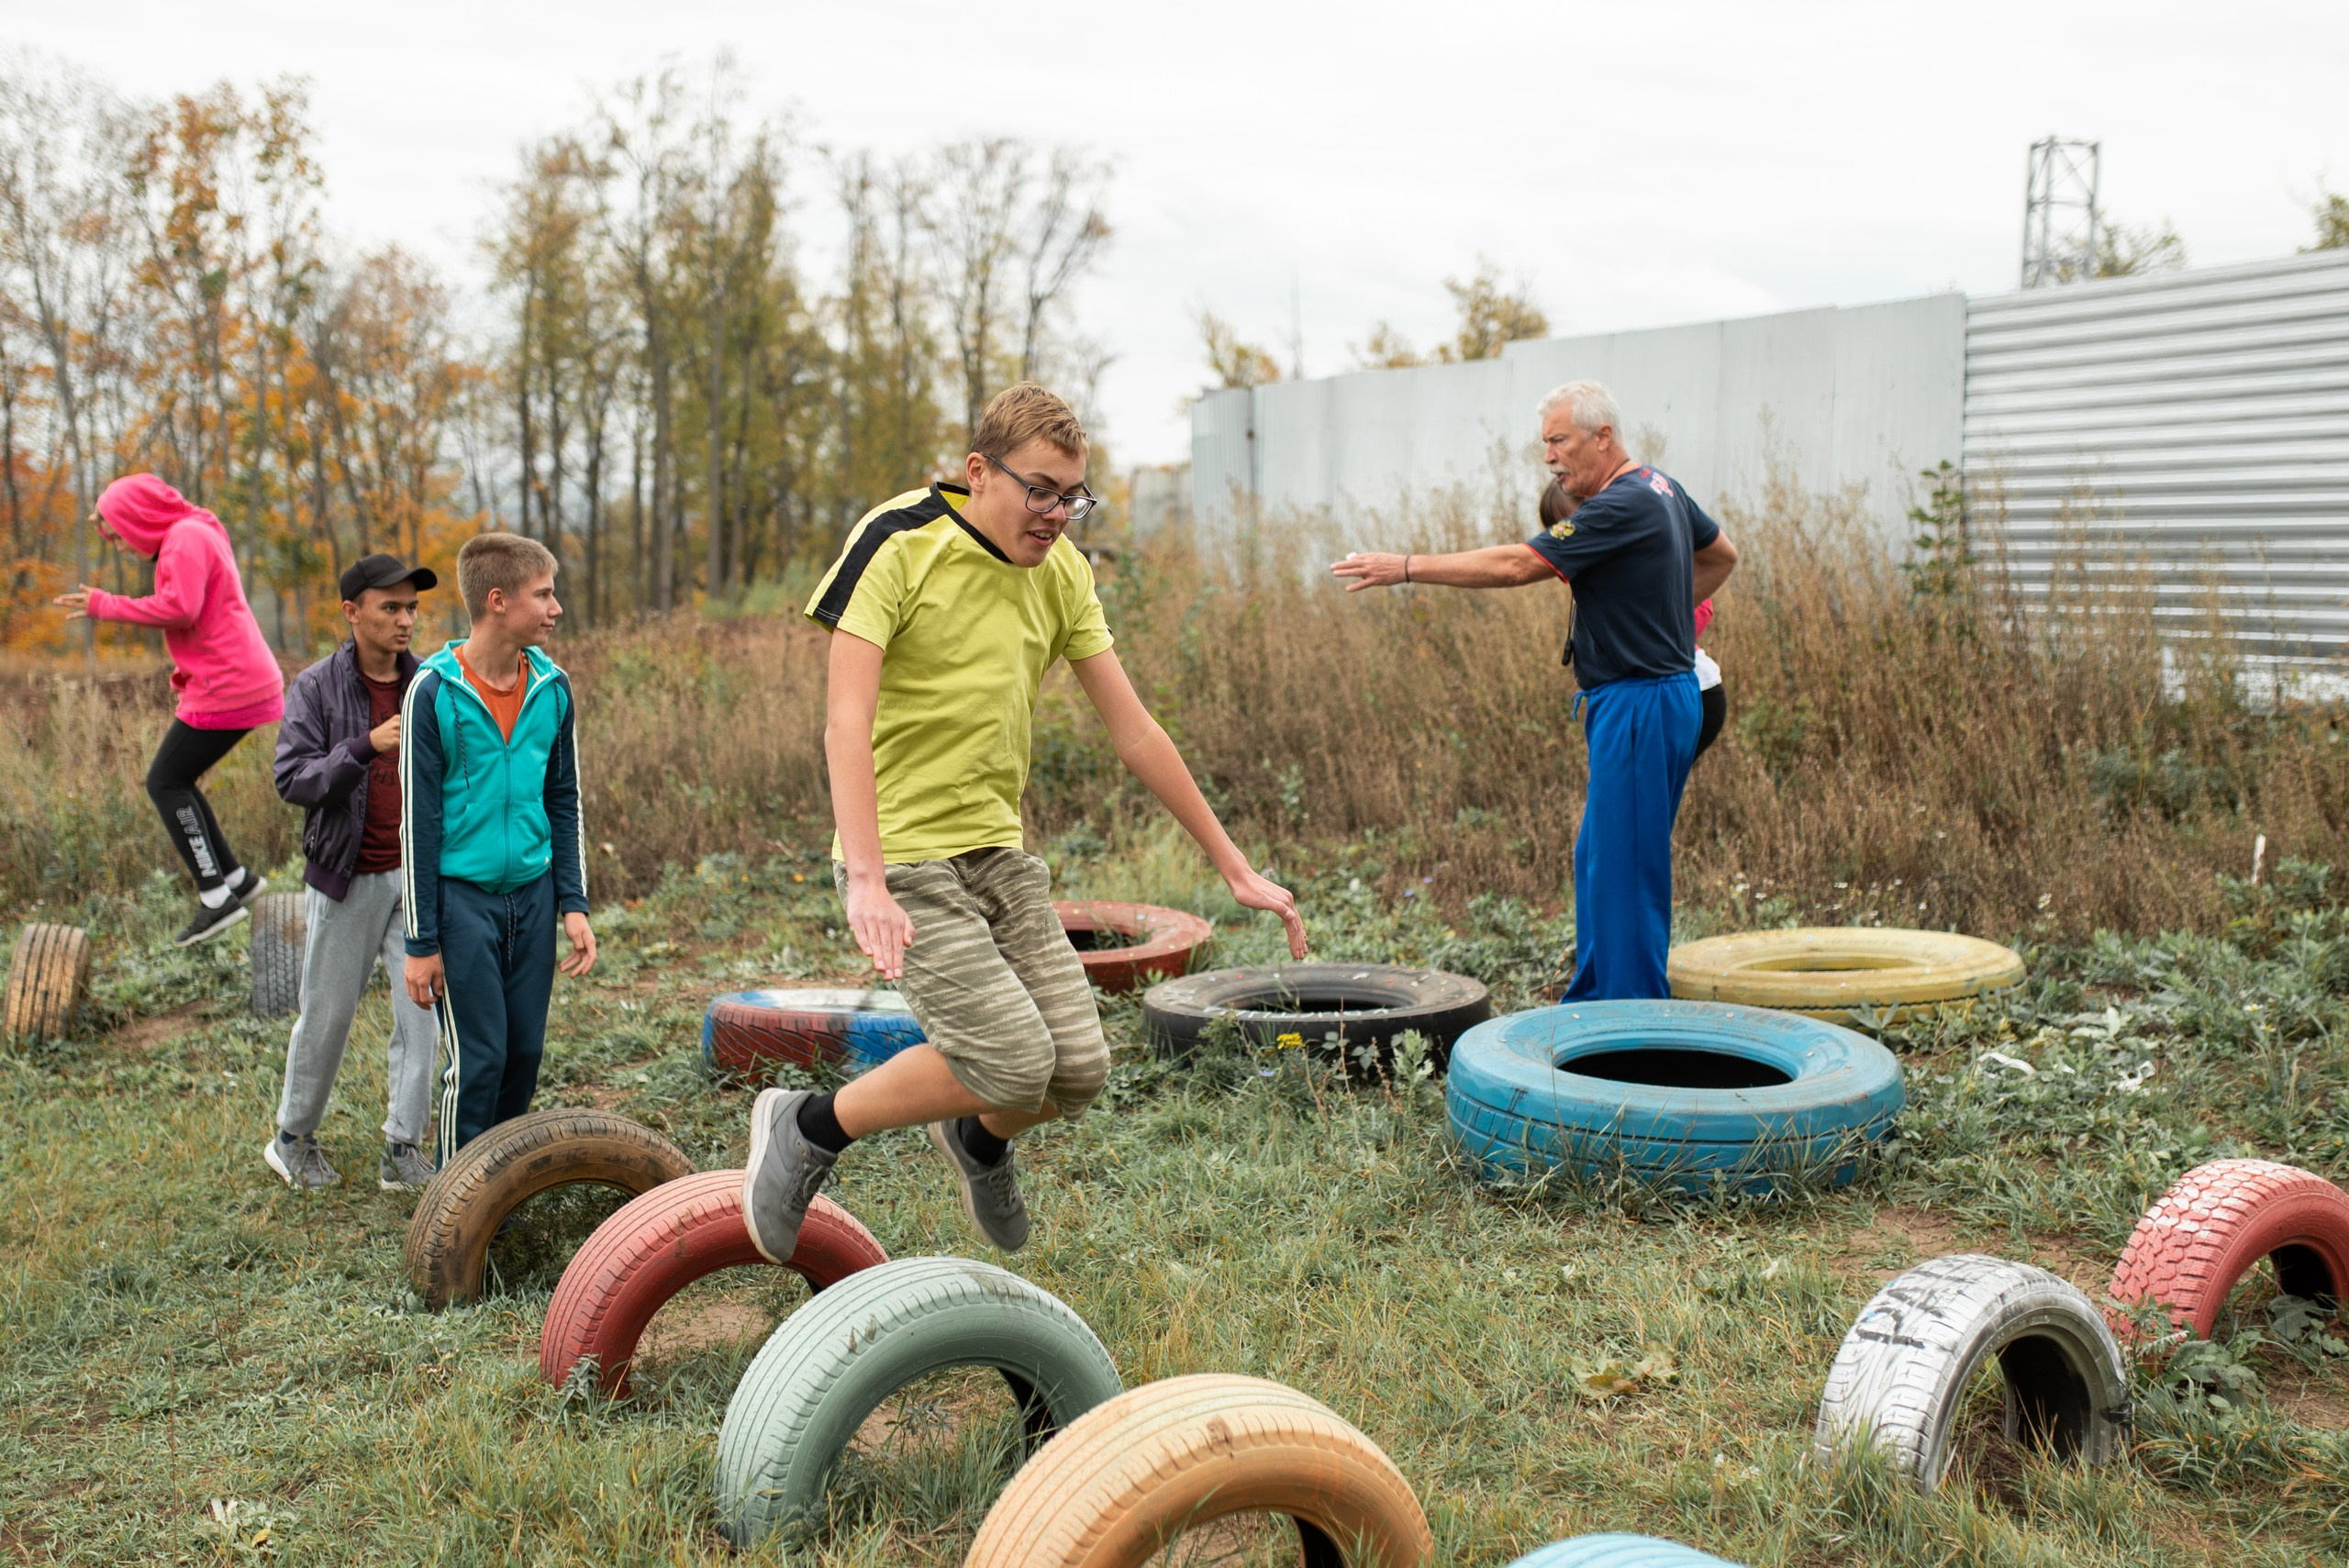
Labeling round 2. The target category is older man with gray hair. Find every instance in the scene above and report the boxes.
[1332,379,1738,999]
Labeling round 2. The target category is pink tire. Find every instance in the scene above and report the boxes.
[540,1168,888,1396]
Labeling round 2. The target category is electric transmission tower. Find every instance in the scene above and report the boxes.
[2021,136,2101,288]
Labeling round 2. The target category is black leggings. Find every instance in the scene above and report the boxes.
[1694,683,1726,762]
[147,720,250,893]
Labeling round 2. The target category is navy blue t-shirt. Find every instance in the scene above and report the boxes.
[1525,465,1720,690]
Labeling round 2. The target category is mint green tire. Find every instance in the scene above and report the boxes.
[714,1255,1124,1548]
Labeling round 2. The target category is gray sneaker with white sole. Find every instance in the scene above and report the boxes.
[928,1118,1030,1251]
[265,1131,340,1190]
[379,1142,436,1191]
[740,1087,839,1264]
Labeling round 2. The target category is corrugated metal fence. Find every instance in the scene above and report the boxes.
[1963,249,2349,674]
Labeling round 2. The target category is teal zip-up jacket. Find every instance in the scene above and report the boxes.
[400,641,588,957]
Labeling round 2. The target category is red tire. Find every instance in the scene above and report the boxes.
[540,1168,889,1396]
[1055,900,1215,994]
[2108,1158,2349,1340]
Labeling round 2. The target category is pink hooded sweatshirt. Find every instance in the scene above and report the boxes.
[84,474,285,728]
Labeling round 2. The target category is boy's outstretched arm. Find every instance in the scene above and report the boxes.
[827,630,915,980]
[1069,649,1308,960]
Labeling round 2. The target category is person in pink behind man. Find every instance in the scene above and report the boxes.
[54,473,285,945]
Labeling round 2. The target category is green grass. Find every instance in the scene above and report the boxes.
[4,844,2346,1566]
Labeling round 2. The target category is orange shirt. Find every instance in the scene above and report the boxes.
[454,645,528,742]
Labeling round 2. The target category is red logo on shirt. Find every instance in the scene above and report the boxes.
[1646,471,1672,497]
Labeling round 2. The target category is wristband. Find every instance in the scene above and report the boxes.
[1403,554,1412,584]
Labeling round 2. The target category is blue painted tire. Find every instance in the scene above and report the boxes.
[702,988,924,1074]
[1446,1000,1903,1194]
[1507,1535,1749,1567]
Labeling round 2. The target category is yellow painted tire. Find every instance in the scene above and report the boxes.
[1667,928,2023,1021]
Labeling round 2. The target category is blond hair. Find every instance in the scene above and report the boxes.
[457,532,559,619]
[972,383,1087,462]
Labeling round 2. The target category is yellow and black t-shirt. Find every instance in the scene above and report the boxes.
[804,482,1114,863]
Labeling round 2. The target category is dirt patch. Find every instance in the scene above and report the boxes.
[638,1296,772,1362]
[1838,1206,1965,1281]
[102,1002,206,1057]
[851,1366,1014,1453]
[2266,1366,2349,1431]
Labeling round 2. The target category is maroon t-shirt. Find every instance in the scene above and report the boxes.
[353,673,404,876]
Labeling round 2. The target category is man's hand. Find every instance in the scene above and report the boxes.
[1229,867,1309,960]
[405,952,445,1007]
[844,873,916,981]
[368,714,401,754]
[52,584,95,620]
[560,911,596,977]
[1330,552,1407,592]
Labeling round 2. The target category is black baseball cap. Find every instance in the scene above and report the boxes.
[339,554,439,603]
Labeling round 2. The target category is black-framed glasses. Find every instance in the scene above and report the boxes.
[986,453,1098,522]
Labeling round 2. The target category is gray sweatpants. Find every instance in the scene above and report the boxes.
[274,872,439,1147]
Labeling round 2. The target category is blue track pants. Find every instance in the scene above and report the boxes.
[1564,672,1702,1002]
[433,873,556,1164]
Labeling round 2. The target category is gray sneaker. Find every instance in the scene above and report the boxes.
[740,1088,839,1264]
[928,1118,1030,1251]
[379,1143,436,1191]
[264,1131,340,1190]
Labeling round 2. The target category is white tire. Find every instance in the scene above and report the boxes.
[1811,1252,2130,1489]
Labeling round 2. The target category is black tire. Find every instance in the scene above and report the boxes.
[1141,963,1489,1072]
[249,893,306,1019]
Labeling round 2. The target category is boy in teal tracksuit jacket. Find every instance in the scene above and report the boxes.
[399,534,595,1165]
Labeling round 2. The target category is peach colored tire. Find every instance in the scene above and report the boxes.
[540,1169,888,1396]
[1667,928,2024,1023]
[403,1107,696,1310]
[1054,900,1215,994]
[2107,1158,2349,1341]
[964,1373,1432,1568]
[5,923,90,1041]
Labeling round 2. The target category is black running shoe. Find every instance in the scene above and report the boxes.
[173,873,267,948]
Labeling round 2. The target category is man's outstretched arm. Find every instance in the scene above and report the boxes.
[1330,544,1553,591]
[1068,649,1308,960]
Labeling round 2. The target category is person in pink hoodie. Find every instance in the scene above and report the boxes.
[55,474,285,945]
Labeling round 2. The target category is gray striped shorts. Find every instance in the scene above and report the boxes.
[835,848,1108,1117]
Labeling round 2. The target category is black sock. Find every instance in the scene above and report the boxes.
[796,1092,854,1154]
[958,1115,1010,1166]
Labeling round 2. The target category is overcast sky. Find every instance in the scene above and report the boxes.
[11,0,2347,467]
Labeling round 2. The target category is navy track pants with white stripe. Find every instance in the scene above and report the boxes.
[1563,671,1701,1002]
[433,872,556,1164]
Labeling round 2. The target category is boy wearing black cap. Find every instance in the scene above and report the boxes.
[264,554,443,1191]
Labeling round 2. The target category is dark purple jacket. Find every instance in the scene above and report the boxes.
[273,641,419,901]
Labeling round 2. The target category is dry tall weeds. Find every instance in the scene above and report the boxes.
[4,475,2341,938]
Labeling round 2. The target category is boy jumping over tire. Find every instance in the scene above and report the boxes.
[742,383,1308,1262]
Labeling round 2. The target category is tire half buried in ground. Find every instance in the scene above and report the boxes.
[2108,1158,2349,1341]
[249,893,306,1019]
[1812,1252,2129,1490]
[1142,963,1489,1070]
[965,1373,1431,1568]
[1667,927,2024,1022]
[1445,1000,1903,1193]
[1505,1537,1750,1568]
[540,1169,889,1396]
[701,987,924,1074]
[714,1255,1123,1549]
[5,923,90,1041]
[1053,899,1214,993]
[404,1107,695,1309]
